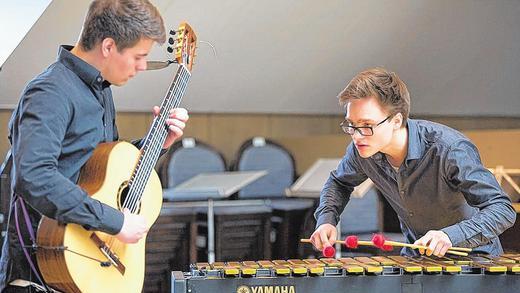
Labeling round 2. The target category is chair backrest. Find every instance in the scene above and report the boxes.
[233,137,296,199]
[158,138,226,188]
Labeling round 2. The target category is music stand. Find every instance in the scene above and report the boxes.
[163,170,267,263]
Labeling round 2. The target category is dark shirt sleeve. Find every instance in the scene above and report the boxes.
[11,83,124,235]
[441,140,516,247]
[314,143,368,228]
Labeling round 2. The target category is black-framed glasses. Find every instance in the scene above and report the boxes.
[340,115,392,136]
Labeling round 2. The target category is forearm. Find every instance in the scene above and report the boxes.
[314,175,353,228]
[15,166,124,234]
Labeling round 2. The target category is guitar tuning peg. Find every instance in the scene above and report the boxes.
[168,37,175,45]
[169,29,176,35]
[167,47,174,53]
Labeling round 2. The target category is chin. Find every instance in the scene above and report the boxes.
[358,152,373,158]
[356,148,376,158]
[112,80,127,87]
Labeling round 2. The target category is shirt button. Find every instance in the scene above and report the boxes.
[400,190,405,195]
[409,212,414,217]
[97,77,102,82]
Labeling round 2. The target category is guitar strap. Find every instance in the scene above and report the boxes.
[13,194,48,289]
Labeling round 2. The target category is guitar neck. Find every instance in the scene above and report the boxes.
[125,64,191,209]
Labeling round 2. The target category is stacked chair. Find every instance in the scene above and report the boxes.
[144,204,196,293]
[145,138,227,293]
[0,151,12,248]
[149,138,273,293]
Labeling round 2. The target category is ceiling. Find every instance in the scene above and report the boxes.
[1,0,519,116]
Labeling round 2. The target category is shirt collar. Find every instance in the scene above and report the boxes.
[368,119,425,166]
[405,118,425,162]
[57,45,110,90]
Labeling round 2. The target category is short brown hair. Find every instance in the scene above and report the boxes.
[338,67,411,125]
[79,0,165,51]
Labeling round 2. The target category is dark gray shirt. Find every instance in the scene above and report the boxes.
[1,45,128,285]
[315,119,516,255]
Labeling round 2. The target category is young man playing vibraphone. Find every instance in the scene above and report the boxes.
[311,67,516,257]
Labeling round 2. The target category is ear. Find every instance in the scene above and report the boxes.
[100,38,116,58]
[393,113,403,130]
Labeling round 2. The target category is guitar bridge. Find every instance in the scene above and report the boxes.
[90,233,126,275]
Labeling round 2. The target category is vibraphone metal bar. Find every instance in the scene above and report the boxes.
[171,255,520,293]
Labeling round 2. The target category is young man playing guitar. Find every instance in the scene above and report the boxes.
[310,68,516,258]
[0,1,188,292]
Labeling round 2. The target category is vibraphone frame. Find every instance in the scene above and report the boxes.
[171,255,520,293]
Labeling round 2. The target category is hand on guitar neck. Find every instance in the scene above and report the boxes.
[116,208,149,243]
[153,106,189,149]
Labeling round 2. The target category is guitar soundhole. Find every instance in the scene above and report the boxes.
[117,181,141,213]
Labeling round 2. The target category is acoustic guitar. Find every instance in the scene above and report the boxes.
[35,22,197,293]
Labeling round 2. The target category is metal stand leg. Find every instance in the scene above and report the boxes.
[208,198,215,263]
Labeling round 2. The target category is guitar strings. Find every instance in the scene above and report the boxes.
[124,41,191,208]
[106,65,189,250]
[126,64,189,209]
[125,65,190,212]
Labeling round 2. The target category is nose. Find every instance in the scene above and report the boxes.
[351,129,364,140]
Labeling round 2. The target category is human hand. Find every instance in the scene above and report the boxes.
[116,208,149,244]
[414,230,452,257]
[152,107,189,149]
[310,223,337,251]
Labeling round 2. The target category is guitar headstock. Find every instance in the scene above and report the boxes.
[167,22,197,72]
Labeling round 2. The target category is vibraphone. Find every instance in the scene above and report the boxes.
[171,254,520,293]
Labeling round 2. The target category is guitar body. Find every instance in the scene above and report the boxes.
[36,141,163,293]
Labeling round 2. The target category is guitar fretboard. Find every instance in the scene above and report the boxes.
[124,64,191,212]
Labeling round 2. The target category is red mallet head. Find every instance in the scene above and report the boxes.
[371,233,386,248]
[345,236,359,249]
[323,245,336,258]
[381,244,394,251]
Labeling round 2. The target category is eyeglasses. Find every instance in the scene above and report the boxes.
[340,115,392,136]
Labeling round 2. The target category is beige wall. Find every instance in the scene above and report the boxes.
[1,109,520,174]
[113,112,343,166]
